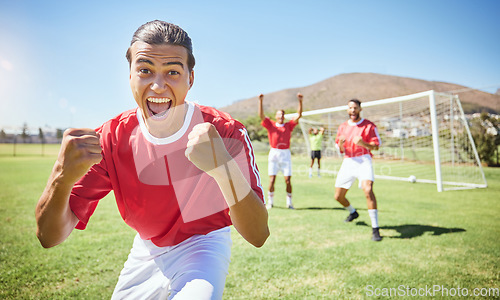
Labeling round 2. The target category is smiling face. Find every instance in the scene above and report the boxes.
[129,41,194,137]
[347,100,362,122]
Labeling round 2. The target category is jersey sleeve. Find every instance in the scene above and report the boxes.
[288,119,298,131]
[221,121,265,203]
[261,117,272,130]
[366,123,381,146]
[69,126,113,230]
[335,123,344,145]
[69,160,112,229]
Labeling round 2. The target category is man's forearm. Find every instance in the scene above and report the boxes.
[36,165,79,248]
[209,159,269,247]
[361,140,379,151]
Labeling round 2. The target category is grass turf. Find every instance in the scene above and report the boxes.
[0,143,498,299]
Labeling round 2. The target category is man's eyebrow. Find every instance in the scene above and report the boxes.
[137,58,154,65]
[164,61,184,67]
[136,59,184,68]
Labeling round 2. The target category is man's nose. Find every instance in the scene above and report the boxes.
[151,76,167,93]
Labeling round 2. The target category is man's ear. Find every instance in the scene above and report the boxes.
[189,70,194,88]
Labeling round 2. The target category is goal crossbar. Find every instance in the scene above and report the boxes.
[285,90,448,119]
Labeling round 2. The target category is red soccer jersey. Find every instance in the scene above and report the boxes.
[69,102,264,247]
[335,118,381,158]
[261,117,297,149]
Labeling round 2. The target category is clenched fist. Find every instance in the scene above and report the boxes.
[185,123,232,175]
[57,128,102,184]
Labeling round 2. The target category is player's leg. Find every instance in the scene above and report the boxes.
[111,234,170,299]
[164,227,232,299]
[267,150,278,208]
[361,180,377,210]
[334,158,358,222]
[317,151,321,177]
[359,156,381,241]
[282,151,294,209]
[267,175,276,209]
[268,175,276,193]
[335,187,358,223]
[284,176,292,194]
[334,187,349,207]
[284,175,294,209]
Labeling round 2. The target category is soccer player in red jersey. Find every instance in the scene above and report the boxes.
[334,99,382,241]
[258,93,303,209]
[35,20,269,298]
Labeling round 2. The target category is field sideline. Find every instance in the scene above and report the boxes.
[0,144,499,299]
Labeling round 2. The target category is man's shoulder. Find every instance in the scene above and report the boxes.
[361,119,377,127]
[98,109,138,133]
[261,116,272,124]
[197,103,245,135]
[198,103,231,120]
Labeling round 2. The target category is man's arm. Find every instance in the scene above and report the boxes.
[186,123,269,247]
[293,93,303,123]
[337,135,346,153]
[258,94,265,121]
[352,136,379,151]
[35,129,102,248]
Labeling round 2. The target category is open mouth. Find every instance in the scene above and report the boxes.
[147,97,172,119]
[349,113,360,121]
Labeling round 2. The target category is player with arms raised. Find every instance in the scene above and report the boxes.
[334,99,382,241]
[258,93,303,209]
[35,20,269,299]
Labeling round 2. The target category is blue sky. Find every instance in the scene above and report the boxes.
[1,0,499,131]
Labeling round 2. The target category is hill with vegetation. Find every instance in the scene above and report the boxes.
[220,73,499,119]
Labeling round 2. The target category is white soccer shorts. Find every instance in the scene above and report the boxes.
[267,148,292,176]
[335,154,375,189]
[111,227,232,300]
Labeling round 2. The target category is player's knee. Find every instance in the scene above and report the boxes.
[362,185,373,196]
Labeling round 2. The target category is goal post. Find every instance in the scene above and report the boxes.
[286,90,487,192]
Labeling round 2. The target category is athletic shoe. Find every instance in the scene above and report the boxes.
[372,227,382,242]
[309,173,312,178]
[287,204,295,209]
[344,211,359,222]
[266,202,273,210]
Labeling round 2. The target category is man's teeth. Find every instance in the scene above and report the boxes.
[148,97,171,103]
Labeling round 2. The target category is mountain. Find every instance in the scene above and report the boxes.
[220,73,500,120]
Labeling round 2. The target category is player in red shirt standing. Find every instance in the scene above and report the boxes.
[334,99,382,241]
[258,93,303,209]
[35,20,269,298]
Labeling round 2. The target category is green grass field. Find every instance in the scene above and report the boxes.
[0,144,499,299]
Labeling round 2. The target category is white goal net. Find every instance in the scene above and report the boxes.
[287,90,487,192]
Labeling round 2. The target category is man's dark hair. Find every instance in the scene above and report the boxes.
[348,99,362,107]
[126,20,195,71]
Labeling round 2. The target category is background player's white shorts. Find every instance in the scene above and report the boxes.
[268,148,292,176]
[111,227,232,300]
[335,154,375,189]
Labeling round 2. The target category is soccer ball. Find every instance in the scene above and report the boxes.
[408,175,417,183]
